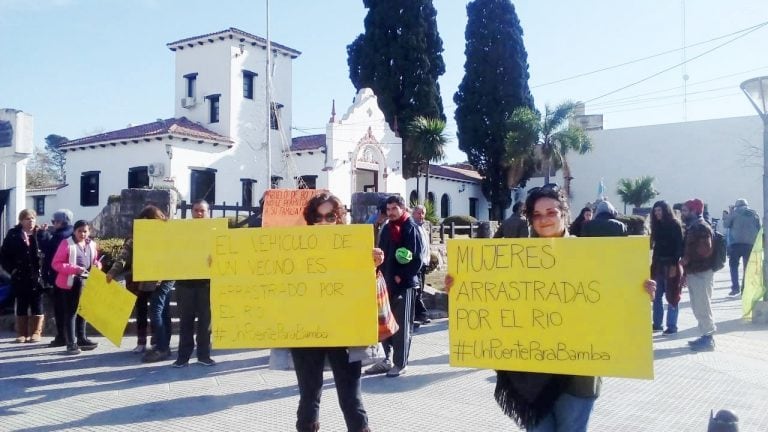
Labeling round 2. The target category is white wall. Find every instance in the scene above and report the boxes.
[566,116,763,219]
[405,176,489,220]
[171,35,295,199]
[0,109,33,231]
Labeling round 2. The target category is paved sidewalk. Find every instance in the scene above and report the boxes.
[1,269,768,431]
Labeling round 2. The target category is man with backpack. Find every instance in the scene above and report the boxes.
[681,199,717,352]
[723,199,761,296]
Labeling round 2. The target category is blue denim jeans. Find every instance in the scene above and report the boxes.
[652,267,678,331]
[529,393,596,432]
[149,281,174,352]
[729,243,752,291]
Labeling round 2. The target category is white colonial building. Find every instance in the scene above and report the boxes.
[57,28,300,220]
[0,109,33,233]
[51,27,488,222]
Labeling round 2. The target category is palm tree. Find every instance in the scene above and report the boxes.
[407,116,449,204]
[616,176,659,211]
[511,101,593,195]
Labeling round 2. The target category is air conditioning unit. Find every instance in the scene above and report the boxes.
[148,162,165,177]
[181,97,197,108]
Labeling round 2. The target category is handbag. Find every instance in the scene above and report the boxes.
[376,271,399,341]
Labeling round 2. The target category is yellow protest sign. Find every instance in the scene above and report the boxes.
[210,224,377,348]
[448,236,653,379]
[743,227,764,317]
[77,268,136,347]
[133,218,228,281]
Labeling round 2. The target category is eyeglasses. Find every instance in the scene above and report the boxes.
[313,212,338,223]
[527,183,561,196]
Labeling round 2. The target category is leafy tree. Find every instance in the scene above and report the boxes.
[407,116,449,202]
[616,176,659,210]
[44,134,67,183]
[347,0,446,177]
[454,0,535,221]
[511,101,592,196]
[26,148,60,188]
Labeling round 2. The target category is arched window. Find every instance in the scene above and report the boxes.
[409,190,418,205]
[440,193,450,218]
[427,192,435,206]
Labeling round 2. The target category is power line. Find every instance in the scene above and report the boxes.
[583,22,767,104]
[531,20,768,89]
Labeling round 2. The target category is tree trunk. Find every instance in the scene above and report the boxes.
[424,163,431,206]
[415,171,421,203]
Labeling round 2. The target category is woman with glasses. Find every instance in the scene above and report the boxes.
[447,185,654,432]
[290,191,379,432]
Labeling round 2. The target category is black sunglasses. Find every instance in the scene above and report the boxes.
[527,183,561,196]
[313,212,338,223]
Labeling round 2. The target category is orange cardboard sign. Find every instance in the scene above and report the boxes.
[262,189,325,227]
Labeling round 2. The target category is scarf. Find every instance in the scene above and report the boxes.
[494,371,569,429]
[387,213,409,244]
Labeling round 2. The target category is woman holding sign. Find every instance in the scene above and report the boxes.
[290,191,377,432]
[446,185,655,432]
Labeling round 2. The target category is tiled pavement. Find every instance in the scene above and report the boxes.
[1,269,767,431]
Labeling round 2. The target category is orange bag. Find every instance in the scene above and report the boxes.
[377,271,399,341]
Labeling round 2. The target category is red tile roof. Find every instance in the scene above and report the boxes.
[167,27,301,58]
[291,134,326,151]
[61,117,232,148]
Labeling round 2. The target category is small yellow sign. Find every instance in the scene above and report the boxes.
[77,268,136,347]
[210,225,378,348]
[133,218,228,281]
[447,236,653,379]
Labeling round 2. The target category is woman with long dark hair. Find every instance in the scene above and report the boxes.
[650,200,684,334]
[568,207,593,237]
[446,185,655,431]
[289,191,378,432]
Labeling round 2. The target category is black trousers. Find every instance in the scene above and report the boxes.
[291,347,368,432]
[57,279,87,345]
[14,280,43,316]
[175,281,212,361]
[382,288,414,368]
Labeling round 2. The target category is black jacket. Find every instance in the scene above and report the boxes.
[378,216,423,296]
[651,221,683,265]
[581,214,628,237]
[0,225,42,287]
[39,225,74,286]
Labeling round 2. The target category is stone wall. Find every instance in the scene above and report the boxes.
[91,188,175,239]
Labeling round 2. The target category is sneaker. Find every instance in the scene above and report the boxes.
[142,349,171,363]
[197,358,217,366]
[689,335,715,352]
[65,344,81,355]
[662,328,678,335]
[652,325,663,332]
[48,338,66,348]
[77,338,99,351]
[728,288,741,296]
[386,365,408,377]
[364,359,392,375]
[172,359,189,368]
[132,344,147,354]
[415,315,431,324]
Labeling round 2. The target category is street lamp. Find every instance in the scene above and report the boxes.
[740,76,768,302]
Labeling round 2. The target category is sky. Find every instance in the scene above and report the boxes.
[1,0,766,164]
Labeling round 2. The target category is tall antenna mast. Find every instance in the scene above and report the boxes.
[681,0,689,121]
[265,0,272,189]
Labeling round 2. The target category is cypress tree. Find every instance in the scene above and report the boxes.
[454,0,535,220]
[347,0,446,177]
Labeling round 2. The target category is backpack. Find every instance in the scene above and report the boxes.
[711,231,727,271]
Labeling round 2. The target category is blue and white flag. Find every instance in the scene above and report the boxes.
[597,178,606,200]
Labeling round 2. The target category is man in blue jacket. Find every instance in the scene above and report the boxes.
[366,195,422,378]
